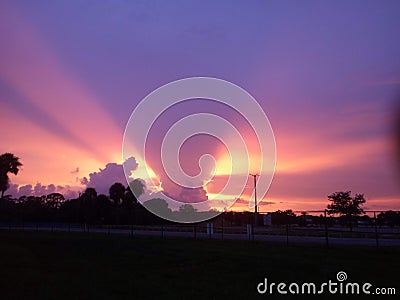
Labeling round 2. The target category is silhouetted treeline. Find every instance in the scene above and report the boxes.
[267,210,400,227]
[1,193,399,227]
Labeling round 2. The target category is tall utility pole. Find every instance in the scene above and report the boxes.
[250,174,258,225]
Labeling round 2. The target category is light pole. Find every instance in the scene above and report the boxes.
[250,174,258,225]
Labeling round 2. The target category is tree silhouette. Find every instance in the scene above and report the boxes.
[327,191,365,229]
[44,193,65,209]
[377,210,400,227]
[143,198,172,219]
[81,188,98,224]
[83,187,98,200]
[271,210,296,225]
[127,179,145,200]
[123,180,145,225]
[178,203,197,214]
[124,179,145,206]
[109,182,125,225]
[175,203,198,222]
[96,194,112,224]
[0,153,22,199]
[109,183,125,205]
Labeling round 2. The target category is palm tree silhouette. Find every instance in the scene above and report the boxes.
[0,153,22,199]
[109,182,126,225]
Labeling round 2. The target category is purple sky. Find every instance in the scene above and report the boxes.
[1,0,400,211]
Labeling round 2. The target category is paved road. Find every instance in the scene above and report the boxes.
[2,223,400,246]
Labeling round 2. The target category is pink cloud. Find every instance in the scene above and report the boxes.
[81,157,138,195]
[6,182,78,199]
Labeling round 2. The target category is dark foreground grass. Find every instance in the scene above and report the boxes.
[0,230,399,300]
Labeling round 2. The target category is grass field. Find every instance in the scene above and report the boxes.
[0,230,399,299]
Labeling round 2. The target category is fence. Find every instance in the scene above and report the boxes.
[1,210,400,247]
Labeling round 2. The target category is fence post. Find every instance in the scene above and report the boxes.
[221,217,224,240]
[374,211,379,248]
[207,223,213,239]
[324,210,329,248]
[286,224,289,245]
[246,224,252,240]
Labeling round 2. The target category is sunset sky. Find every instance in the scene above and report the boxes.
[1,0,399,212]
